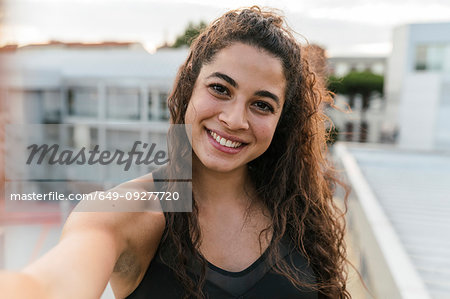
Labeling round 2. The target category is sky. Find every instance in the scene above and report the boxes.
[1,0,450,56]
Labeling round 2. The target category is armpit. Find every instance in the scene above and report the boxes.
[113,250,141,282]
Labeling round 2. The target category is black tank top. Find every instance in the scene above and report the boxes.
[126,167,318,299]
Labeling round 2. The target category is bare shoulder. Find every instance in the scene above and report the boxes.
[67,172,165,238]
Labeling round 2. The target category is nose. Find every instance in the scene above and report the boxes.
[218,99,249,131]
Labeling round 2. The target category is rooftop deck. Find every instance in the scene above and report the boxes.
[335,143,450,299]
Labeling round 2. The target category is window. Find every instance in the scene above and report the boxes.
[90,127,98,150]
[66,125,96,149]
[40,91,61,124]
[359,121,368,143]
[104,129,142,181]
[159,92,170,121]
[415,44,446,71]
[106,87,140,120]
[67,87,98,117]
[148,92,153,120]
[345,122,354,142]
[22,90,44,123]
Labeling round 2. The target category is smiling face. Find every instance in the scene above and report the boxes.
[185,42,286,173]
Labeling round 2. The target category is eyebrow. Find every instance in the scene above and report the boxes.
[254,90,280,107]
[207,72,238,88]
[207,71,281,106]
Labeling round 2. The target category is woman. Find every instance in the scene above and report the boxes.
[1,6,349,299]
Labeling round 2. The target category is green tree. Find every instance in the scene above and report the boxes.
[326,125,339,146]
[327,71,384,111]
[172,21,207,48]
[327,75,345,95]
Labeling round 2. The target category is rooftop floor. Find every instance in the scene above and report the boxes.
[337,143,450,299]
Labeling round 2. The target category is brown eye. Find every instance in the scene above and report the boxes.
[253,101,274,113]
[209,84,229,96]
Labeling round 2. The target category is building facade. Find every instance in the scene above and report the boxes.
[0,42,190,187]
[384,22,450,150]
[0,42,188,126]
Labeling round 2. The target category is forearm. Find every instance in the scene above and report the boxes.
[0,271,51,299]
[22,229,118,299]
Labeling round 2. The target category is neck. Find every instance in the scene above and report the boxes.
[192,156,254,207]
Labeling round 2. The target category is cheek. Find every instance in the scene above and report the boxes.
[184,103,195,125]
[186,96,221,124]
[254,120,278,144]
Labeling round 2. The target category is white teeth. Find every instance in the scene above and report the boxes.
[208,130,242,148]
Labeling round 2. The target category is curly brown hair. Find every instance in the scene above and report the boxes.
[162,6,350,299]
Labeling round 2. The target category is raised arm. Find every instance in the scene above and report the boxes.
[1,210,165,299]
[0,174,166,299]
[0,211,124,299]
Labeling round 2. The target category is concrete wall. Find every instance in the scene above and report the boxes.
[436,81,450,148]
[384,25,409,137]
[386,22,450,150]
[398,73,441,150]
[333,143,431,299]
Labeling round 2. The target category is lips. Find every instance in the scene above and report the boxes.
[208,130,242,148]
[205,128,248,153]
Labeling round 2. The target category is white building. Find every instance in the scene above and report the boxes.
[0,42,193,215]
[0,41,189,125]
[331,22,450,299]
[0,42,190,184]
[384,22,450,150]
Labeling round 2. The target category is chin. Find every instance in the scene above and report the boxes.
[196,156,244,174]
